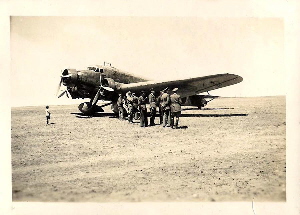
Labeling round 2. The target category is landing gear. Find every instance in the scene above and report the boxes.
[111,102,119,115]
[78,101,112,115]
[78,102,94,115]
[198,99,207,109]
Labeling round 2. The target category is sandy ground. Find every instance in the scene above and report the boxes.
[11,96,286,202]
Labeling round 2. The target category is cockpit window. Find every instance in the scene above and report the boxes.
[88,66,103,73]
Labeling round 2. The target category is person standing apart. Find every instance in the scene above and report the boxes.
[45,106,51,125]
[170,88,182,129]
[161,88,171,127]
[148,89,157,126]
[138,91,148,127]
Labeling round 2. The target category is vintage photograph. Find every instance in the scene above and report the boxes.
[10,16,286,202]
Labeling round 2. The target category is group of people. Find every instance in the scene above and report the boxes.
[117,87,182,129]
[45,87,182,128]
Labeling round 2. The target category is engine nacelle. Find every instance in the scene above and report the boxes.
[182,95,207,109]
[102,78,116,90]
[62,69,78,85]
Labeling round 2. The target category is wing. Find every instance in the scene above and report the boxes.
[119,73,242,97]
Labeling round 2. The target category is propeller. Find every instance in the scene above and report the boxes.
[56,78,63,96]
[91,73,114,106]
[57,89,70,98]
[57,72,71,98]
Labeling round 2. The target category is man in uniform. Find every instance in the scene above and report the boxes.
[138,91,148,127]
[161,87,171,127]
[148,89,157,126]
[132,92,139,120]
[156,90,164,124]
[170,88,182,129]
[117,93,125,120]
[126,91,134,123]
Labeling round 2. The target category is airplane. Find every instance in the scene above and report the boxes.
[57,63,243,115]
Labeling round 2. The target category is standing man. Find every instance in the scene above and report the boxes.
[45,105,51,125]
[170,88,182,129]
[123,95,128,114]
[117,93,125,120]
[126,91,134,123]
[156,90,164,124]
[161,87,171,127]
[132,92,139,120]
[138,91,148,127]
[148,89,157,126]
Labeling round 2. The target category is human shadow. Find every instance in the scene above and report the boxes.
[175,125,188,129]
[145,124,188,129]
[181,113,248,117]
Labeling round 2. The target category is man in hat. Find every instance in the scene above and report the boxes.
[132,92,139,120]
[161,87,171,127]
[156,90,164,124]
[126,91,134,123]
[117,93,125,120]
[148,88,157,126]
[138,90,148,127]
[170,88,182,129]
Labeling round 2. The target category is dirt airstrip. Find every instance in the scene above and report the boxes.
[11,96,286,202]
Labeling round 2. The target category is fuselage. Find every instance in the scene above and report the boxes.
[59,64,242,115]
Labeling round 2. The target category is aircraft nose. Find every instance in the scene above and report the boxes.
[235,75,243,83]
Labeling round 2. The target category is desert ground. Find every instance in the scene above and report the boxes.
[11,96,286,202]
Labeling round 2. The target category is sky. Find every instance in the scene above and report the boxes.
[10,16,285,107]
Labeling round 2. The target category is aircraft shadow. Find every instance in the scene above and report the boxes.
[182,107,235,111]
[181,113,248,117]
[203,107,235,110]
[181,107,200,111]
[71,112,247,118]
[71,112,117,118]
